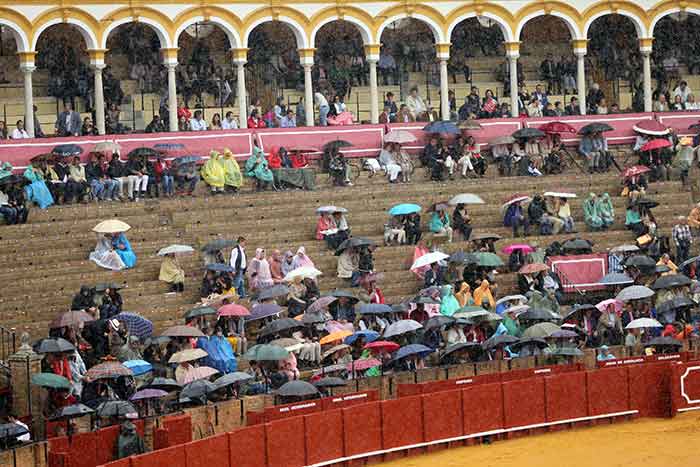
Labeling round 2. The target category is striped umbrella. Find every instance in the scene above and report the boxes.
[85,361,133,380]
[114,312,153,338]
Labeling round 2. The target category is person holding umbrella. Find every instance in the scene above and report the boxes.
[428,205,453,243]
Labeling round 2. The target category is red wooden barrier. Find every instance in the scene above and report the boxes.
[131,445,186,467]
[545,371,588,422]
[304,409,344,465]
[422,389,463,442]
[586,367,631,416]
[597,353,684,369]
[264,399,322,422]
[502,378,546,429]
[160,414,192,447]
[265,417,306,467]
[184,433,230,467]
[462,382,504,435]
[99,459,130,467]
[628,362,672,418]
[342,402,382,458]
[381,396,424,449]
[245,411,265,426]
[228,425,267,467]
[321,390,378,410]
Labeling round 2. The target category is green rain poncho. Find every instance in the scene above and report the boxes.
[502,314,522,337]
[221,148,243,188]
[0,161,13,180]
[201,151,226,188]
[245,146,274,182]
[439,285,460,317]
[596,193,614,227]
[583,193,603,229]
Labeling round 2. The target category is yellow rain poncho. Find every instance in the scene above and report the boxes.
[221,148,243,189]
[201,151,226,188]
[159,256,185,284]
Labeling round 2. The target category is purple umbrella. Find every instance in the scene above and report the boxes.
[130,389,169,401]
[550,329,579,339]
[307,296,337,314]
[247,304,282,321]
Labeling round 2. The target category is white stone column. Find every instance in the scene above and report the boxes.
[299,49,316,126]
[575,52,587,115]
[368,59,379,123]
[166,64,178,132]
[639,38,653,112]
[505,42,520,118]
[435,43,451,121]
[20,63,35,137]
[236,61,247,128]
[92,65,106,135]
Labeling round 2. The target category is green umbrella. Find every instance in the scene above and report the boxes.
[31,373,71,390]
[243,344,290,361]
[183,306,217,320]
[522,322,561,338]
[474,252,504,267]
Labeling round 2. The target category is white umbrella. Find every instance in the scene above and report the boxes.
[543,192,577,199]
[611,244,640,253]
[506,304,530,316]
[168,348,208,364]
[625,318,663,329]
[384,320,423,338]
[411,252,449,270]
[93,219,131,233]
[157,244,195,256]
[316,206,347,214]
[448,193,485,206]
[384,130,417,144]
[501,195,532,212]
[284,267,323,282]
[616,285,655,302]
[495,295,528,306]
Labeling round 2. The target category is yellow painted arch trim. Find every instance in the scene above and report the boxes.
[98,6,174,49]
[31,7,101,50]
[242,6,312,48]
[374,4,447,43]
[513,2,584,40]
[0,7,32,52]
[444,4,516,42]
[647,0,700,32]
[172,5,243,47]
[581,1,651,37]
[308,6,376,45]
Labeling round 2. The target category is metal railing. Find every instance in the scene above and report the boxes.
[0,325,16,364]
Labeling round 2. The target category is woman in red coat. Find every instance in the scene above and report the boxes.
[247,109,266,129]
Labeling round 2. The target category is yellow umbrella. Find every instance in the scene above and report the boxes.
[320,330,352,345]
[168,348,208,364]
[93,219,131,233]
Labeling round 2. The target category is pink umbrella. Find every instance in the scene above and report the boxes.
[182,366,219,384]
[596,299,623,314]
[363,341,400,353]
[384,130,417,144]
[347,358,382,372]
[502,244,534,255]
[217,304,250,317]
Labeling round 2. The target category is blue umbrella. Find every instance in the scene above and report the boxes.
[345,330,380,345]
[394,344,434,361]
[599,272,634,286]
[358,303,393,315]
[114,312,153,338]
[389,203,421,216]
[123,360,152,376]
[52,144,83,157]
[246,304,282,321]
[154,143,185,151]
[206,263,234,273]
[173,155,203,165]
[423,121,459,134]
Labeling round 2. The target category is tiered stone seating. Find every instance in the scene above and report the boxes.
[0,158,693,339]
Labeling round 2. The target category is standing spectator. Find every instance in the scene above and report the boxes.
[296,97,306,127]
[378,48,397,85]
[540,54,557,93]
[55,102,81,137]
[221,111,238,130]
[532,84,548,108]
[673,216,692,264]
[587,83,605,112]
[314,92,330,126]
[674,81,692,103]
[229,237,247,298]
[10,120,30,139]
[30,105,44,138]
[190,110,208,131]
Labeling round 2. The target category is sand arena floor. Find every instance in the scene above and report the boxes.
[380,413,700,467]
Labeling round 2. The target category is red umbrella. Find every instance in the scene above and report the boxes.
[363,341,400,353]
[621,165,651,179]
[538,121,577,134]
[633,120,669,136]
[217,304,250,317]
[640,139,672,152]
[347,358,382,372]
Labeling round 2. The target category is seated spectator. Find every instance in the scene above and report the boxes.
[452,204,472,241]
[480,90,499,118]
[245,145,275,190]
[405,213,422,245]
[86,153,119,201]
[279,109,297,128]
[405,87,427,120]
[565,96,580,116]
[686,94,700,110]
[221,111,238,129]
[177,115,189,132]
[673,80,692,103]
[221,149,243,193]
[174,160,198,196]
[0,121,7,139]
[0,182,29,225]
[210,113,222,130]
[201,151,226,195]
[653,94,670,112]
[153,156,174,198]
[672,95,685,111]
[67,156,89,203]
[90,234,126,271]
[247,109,266,128]
[526,97,542,117]
[107,154,128,200]
[428,208,453,242]
[126,155,149,201]
[378,143,402,183]
[82,117,98,136]
[396,104,414,123]
[504,201,529,237]
[384,215,406,246]
[145,115,165,133]
[190,110,208,131]
[10,120,30,139]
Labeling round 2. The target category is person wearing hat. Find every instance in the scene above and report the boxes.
[674,137,695,187]
[596,345,616,361]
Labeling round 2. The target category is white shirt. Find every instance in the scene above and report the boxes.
[13,420,30,442]
[314,93,328,108]
[190,118,208,131]
[230,246,247,271]
[0,191,8,206]
[11,128,29,139]
[222,118,239,130]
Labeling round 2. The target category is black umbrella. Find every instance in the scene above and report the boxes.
[471,233,502,241]
[449,251,474,264]
[94,282,123,292]
[51,404,95,419]
[634,198,659,209]
[51,144,83,157]
[579,123,613,135]
[201,239,236,252]
[206,263,235,273]
[510,337,548,349]
[391,303,410,312]
[562,239,593,251]
[681,256,700,269]
[652,274,691,290]
[37,338,75,354]
[551,346,584,356]
[519,308,560,322]
[0,174,28,187]
[323,290,359,303]
[181,380,217,400]
[646,336,683,348]
[323,140,352,151]
[214,372,253,390]
[96,400,138,418]
[256,284,290,301]
[258,318,304,338]
[312,377,347,389]
[141,377,182,392]
[127,147,160,158]
[183,306,217,320]
[512,128,545,139]
[440,342,482,361]
[423,315,455,331]
[410,295,441,305]
[335,237,374,255]
[625,255,656,268]
[277,380,320,398]
[482,335,519,350]
[563,304,598,322]
[301,311,329,325]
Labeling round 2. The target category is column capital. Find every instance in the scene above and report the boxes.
[639,37,654,53]
[571,39,588,55]
[364,43,381,61]
[19,63,36,73]
[504,41,521,58]
[435,43,451,60]
[17,51,36,67]
[161,47,179,66]
[298,48,316,66]
[87,48,108,65]
[165,62,179,70]
[230,48,249,64]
